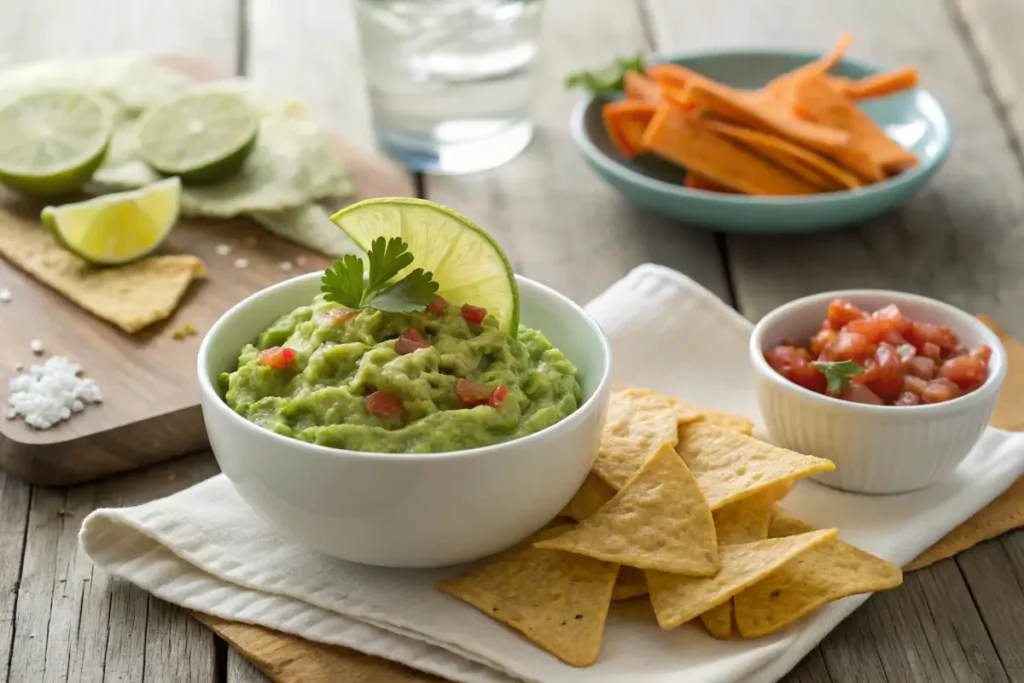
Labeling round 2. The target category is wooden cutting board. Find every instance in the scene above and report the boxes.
[0,56,413,486]
[194,316,1024,683]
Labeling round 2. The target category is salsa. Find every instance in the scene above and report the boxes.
[764,298,991,406]
[219,295,583,453]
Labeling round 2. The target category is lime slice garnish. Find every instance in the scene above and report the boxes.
[41,177,181,266]
[330,197,520,333]
[0,90,114,197]
[136,92,259,184]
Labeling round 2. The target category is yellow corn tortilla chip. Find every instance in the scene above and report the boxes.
[736,510,902,637]
[699,492,775,638]
[768,507,817,538]
[535,443,719,575]
[611,566,648,601]
[0,209,204,333]
[670,397,754,435]
[647,528,837,630]
[438,525,618,667]
[678,422,834,510]
[594,388,681,489]
[559,473,616,522]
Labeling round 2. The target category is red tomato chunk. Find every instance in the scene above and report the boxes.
[454,378,495,407]
[366,391,403,418]
[427,295,449,315]
[258,346,296,369]
[395,328,431,355]
[488,385,510,408]
[330,308,357,324]
[764,298,991,406]
[460,304,487,325]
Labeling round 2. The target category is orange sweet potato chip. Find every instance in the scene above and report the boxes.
[602,100,658,158]
[624,70,664,104]
[684,173,735,193]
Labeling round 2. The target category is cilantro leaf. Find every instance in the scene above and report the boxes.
[368,268,439,313]
[565,54,646,95]
[320,253,364,308]
[320,238,439,313]
[813,360,865,394]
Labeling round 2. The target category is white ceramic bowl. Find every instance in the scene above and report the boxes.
[197,273,612,568]
[750,290,1006,494]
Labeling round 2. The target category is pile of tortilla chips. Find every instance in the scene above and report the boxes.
[438,388,903,667]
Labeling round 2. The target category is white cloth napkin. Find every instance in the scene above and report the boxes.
[80,264,1024,683]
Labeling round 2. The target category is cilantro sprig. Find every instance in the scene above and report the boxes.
[320,237,439,313]
[813,360,865,394]
[565,54,646,95]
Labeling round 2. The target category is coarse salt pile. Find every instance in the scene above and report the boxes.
[7,356,103,429]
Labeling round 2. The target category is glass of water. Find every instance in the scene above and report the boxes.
[354,0,543,174]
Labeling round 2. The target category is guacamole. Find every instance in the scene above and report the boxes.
[220,296,583,453]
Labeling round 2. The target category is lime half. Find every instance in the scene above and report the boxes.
[136,92,258,184]
[330,198,520,333]
[0,90,114,197]
[42,177,181,266]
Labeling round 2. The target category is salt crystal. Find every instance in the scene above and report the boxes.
[29,339,43,355]
[278,261,293,272]
[234,258,249,269]
[6,356,103,429]
[0,288,11,303]
[214,244,232,256]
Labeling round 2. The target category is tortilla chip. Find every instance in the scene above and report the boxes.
[0,210,204,333]
[647,528,837,629]
[736,513,902,637]
[668,397,754,435]
[699,492,775,637]
[559,473,616,522]
[594,388,681,489]
[611,566,649,601]
[438,525,618,667]
[678,421,834,510]
[905,476,1024,571]
[535,443,719,575]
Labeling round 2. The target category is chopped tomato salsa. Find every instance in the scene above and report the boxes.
[258,346,296,369]
[454,378,498,407]
[427,295,449,315]
[488,385,510,408]
[460,304,487,325]
[765,299,991,406]
[395,328,431,355]
[365,391,403,418]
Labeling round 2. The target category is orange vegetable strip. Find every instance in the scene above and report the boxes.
[765,33,853,96]
[602,100,658,158]
[700,119,861,191]
[645,63,715,92]
[641,107,819,196]
[683,172,736,193]
[624,70,664,104]
[675,82,849,154]
[845,67,919,99]
[793,76,918,174]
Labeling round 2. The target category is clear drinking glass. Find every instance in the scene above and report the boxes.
[355,0,543,174]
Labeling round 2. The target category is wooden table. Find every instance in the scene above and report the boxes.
[2,0,1023,681]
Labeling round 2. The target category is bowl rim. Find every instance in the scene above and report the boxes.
[749,289,1007,415]
[196,271,613,462]
[569,47,953,207]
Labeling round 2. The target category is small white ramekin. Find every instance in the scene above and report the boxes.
[750,290,1006,494]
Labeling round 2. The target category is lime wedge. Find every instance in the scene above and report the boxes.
[0,90,114,197]
[41,177,181,266]
[330,198,520,333]
[136,92,258,184]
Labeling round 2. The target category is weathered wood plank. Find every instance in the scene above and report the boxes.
[644,0,1024,337]
[423,0,731,305]
[785,648,833,683]
[0,470,31,682]
[144,596,218,683]
[228,647,270,683]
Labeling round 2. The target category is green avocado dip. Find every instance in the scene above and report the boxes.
[219,296,583,453]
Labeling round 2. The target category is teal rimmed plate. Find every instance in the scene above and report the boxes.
[569,49,952,234]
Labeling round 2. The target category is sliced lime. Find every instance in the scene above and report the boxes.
[41,177,181,266]
[330,197,520,333]
[136,92,258,184]
[0,90,114,197]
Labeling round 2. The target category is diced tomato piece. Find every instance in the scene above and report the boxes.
[809,328,836,358]
[970,345,993,362]
[939,355,989,391]
[908,356,936,379]
[846,317,895,344]
[922,378,961,404]
[905,321,958,355]
[366,391,404,418]
[427,295,449,315]
[258,346,297,369]
[764,345,826,393]
[922,342,942,360]
[820,331,875,363]
[903,374,928,395]
[827,299,867,329]
[856,343,905,401]
[488,385,510,408]
[882,329,908,346]
[330,308,357,324]
[872,304,911,331]
[896,343,917,365]
[949,346,968,358]
[781,337,806,349]
[837,384,884,405]
[460,304,487,325]
[894,391,922,406]
[455,378,494,407]
[395,328,431,355]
